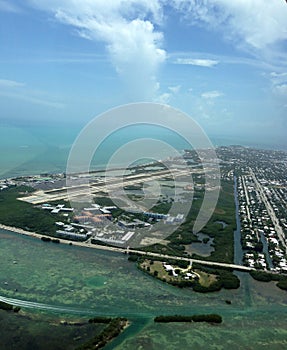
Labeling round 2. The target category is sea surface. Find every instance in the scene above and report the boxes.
[0,229,287,349]
[1,123,286,179]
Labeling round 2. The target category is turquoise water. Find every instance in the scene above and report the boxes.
[0,229,287,349]
[0,124,190,178]
[1,123,285,179]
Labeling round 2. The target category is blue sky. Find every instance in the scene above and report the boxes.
[1,0,287,147]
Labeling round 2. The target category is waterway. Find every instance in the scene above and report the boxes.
[1,228,287,349]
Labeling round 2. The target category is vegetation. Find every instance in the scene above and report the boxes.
[191,264,240,292]
[277,279,287,291]
[250,270,287,291]
[76,318,128,350]
[0,308,111,350]
[150,201,172,214]
[156,180,236,263]
[128,254,139,262]
[140,243,184,257]
[0,186,62,236]
[250,270,273,282]
[41,236,52,242]
[138,259,240,292]
[192,280,221,293]
[154,314,222,324]
[88,317,112,324]
[93,196,116,207]
[0,301,21,313]
[0,301,13,311]
[193,181,236,263]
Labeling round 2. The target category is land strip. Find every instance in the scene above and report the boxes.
[0,224,253,272]
[18,168,201,204]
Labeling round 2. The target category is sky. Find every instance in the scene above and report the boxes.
[1,0,287,148]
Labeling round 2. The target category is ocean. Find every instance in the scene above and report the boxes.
[1,123,286,179]
[1,228,287,349]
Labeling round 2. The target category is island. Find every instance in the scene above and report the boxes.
[0,146,287,292]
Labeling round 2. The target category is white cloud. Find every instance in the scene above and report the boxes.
[270,72,287,78]
[201,90,223,99]
[270,72,287,84]
[0,79,25,88]
[174,58,218,67]
[26,0,287,102]
[273,84,287,97]
[168,85,181,94]
[29,0,166,100]
[155,84,181,103]
[171,0,287,51]
[268,71,287,98]
[155,92,171,104]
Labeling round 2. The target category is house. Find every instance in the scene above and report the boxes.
[163,264,173,272]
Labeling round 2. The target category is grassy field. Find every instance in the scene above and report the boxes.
[139,259,218,288]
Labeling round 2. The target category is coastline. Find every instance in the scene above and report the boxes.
[0,224,126,254]
[0,223,254,272]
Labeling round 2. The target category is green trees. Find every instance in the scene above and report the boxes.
[192,265,240,292]
[154,314,222,323]
[77,318,128,350]
[0,187,61,236]
[277,279,287,291]
[250,270,272,282]
[0,301,13,311]
[249,270,287,291]
[0,301,21,312]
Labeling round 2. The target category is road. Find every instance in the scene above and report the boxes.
[0,223,253,272]
[250,168,287,252]
[75,242,253,272]
[241,175,251,222]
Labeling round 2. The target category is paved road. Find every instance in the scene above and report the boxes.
[250,168,286,252]
[241,175,252,222]
[87,243,254,271]
[0,224,253,273]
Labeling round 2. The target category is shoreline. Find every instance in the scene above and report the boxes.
[0,224,126,254]
[0,223,254,272]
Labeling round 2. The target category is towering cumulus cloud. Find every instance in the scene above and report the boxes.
[29,0,287,100]
[29,0,165,100]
